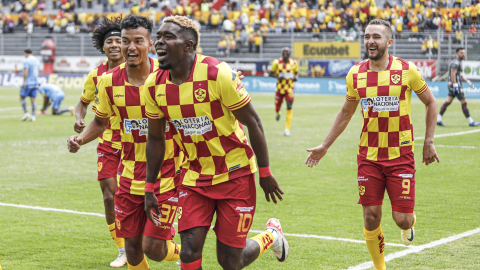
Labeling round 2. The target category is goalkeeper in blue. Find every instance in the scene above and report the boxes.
[437,47,480,127]
[37,83,74,116]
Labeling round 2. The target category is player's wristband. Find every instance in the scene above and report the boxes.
[145,182,155,193]
[258,166,272,178]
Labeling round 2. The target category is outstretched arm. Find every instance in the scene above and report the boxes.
[232,102,284,204]
[417,87,440,165]
[144,117,167,226]
[305,99,359,167]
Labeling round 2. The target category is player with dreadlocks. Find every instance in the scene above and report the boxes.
[72,16,127,268]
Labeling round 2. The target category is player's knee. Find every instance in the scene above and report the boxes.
[180,247,202,263]
[102,191,114,205]
[125,240,142,258]
[143,242,166,261]
[364,211,381,225]
[394,217,411,230]
[217,258,240,270]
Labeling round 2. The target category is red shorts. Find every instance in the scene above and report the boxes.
[275,90,295,104]
[114,189,178,240]
[97,143,121,181]
[177,174,256,248]
[357,153,416,213]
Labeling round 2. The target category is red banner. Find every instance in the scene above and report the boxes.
[411,60,436,79]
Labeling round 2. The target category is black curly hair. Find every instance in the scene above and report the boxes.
[92,16,122,54]
[121,15,153,35]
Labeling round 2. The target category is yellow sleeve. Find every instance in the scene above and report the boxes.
[408,62,428,95]
[216,62,251,111]
[144,72,165,119]
[92,76,114,119]
[271,59,278,73]
[81,68,96,103]
[346,66,360,101]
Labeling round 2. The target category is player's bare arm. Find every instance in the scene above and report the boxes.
[450,69,457,84]
[231,102,284,204]
[67,116,109,153]
[74,100,90,133]
[144,117,167,226]
[305,99,359,167]
[41,95,49,113]
[417,87,440,166]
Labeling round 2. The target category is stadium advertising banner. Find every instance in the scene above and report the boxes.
[462,61,480,80]
[54,56,108,73]
[0,72,87,90]
[0,55,44,71]
[293,41,361,59]
[412,60,437,79]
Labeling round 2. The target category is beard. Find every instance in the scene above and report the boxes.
[159,62,172,70]
[367,44,387,61]
[127,63,138,68]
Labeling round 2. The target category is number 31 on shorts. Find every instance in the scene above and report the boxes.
[159,204,177,224]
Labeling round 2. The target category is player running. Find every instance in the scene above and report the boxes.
[72,17,127,268]
[269,47,298,136]
[305,19,439,270]
[37,83,74,115]
[436,47,480,127]
[68,15,182,270]
[144,16,288,270]
[20,48,41,122]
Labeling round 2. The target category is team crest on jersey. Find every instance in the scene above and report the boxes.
[195,88,207,102]
[97,162,103,172]
[359,185,366,196]
[391,74,401,84]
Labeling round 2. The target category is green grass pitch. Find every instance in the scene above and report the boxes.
[0,86,479,269]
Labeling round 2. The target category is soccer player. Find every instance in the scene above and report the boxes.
[269,47,299,136]
[305,19,439,270]
[144,16,289,270]
[436,47,480,127]
[20,48,41,122]
[37,83,74,115]
[67,15,182,270]
[72,17,127,268]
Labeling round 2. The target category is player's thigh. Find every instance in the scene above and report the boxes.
[285,89,295,103]
[214,174,256,249]
[458,92,467,102]
[51,95,64,110]
[144,189,178,241]
[177,185,216,233]
[275,91,285,105]
[385,154,416,213]
[97,143,121,180]
[114,190,147,238]
[29,87,38,98]
[357,155,386,206]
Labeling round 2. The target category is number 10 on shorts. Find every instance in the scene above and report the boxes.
[237,213,253,233]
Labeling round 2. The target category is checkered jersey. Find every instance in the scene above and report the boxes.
[346,55,428,161]
[81,61,122,150]
[145,54,257,187]
[270,58,298,94]
[93,58,182,196]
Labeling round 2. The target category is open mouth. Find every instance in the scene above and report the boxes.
[109,50,120,56]
[127,53,139,60]
[368,47,378,54]
[157,49,168,61]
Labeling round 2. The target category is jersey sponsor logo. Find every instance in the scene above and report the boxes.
[401,140,411,145]
[194,88,207,102]
[114,94,124,98]
[98,152,104,157]
[171,115,213,136]
[124,118,148,136]
[361,96,399,112]
[168,197,178,203]
[114,205,123,213]
[97,162,103,171]
[391,73,401,84]
[236,206,255,213]
[399,174,414,178]
[359,185,366,196]
[357,176,369,181]
[229,164,241,172]
[94,96,100,105]
[179,191,188,198]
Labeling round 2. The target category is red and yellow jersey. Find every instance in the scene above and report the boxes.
[81,61,122,150]
[270,58,298,94]
[346,55,428,161]
[145,54,257,187]
[93,58,183,196]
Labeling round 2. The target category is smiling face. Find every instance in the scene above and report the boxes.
[282,47,291,59]
[103,36,123,62]
[121,27,153,68]
[155,22,193,70]
[364,24,392,61]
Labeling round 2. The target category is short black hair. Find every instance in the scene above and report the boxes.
[24,49,32,54]
[456,47,465,53]
[367,19,393,40]
[121,15,153,34]
[92,16,122,54]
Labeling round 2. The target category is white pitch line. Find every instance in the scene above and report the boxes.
[0,114,23,119]
[346,227,480,270]
[0,202,408,247]
[0,107,21,111]
[416,143,480,149]
[415,129,480,141]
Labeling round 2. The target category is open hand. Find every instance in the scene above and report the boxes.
[305,145,328,167]
[144,192,162,227]
[259,175,284,204]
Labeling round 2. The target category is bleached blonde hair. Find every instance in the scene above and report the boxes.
[162,16,201,50]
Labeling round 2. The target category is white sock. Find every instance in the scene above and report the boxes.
[266,228,279,245]
[118,247,125,253]
[437,114,442,122]
[467,117,474,124]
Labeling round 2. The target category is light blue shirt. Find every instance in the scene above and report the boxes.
[38,83,64,99]
[23,55,40,86]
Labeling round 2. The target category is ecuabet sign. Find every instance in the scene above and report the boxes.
[293,41,361,59]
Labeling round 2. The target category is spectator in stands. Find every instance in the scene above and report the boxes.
[453,0,461,8]
[421,39,427,54]
[109,0,115,12]
[260,21,269,42]
[287,19,295,33]
[254,31,262,53]
[427,37,434,55]
[248,31,254,52]
[223,18,233,32]
[469,24,477,37]
[433,38,438,54]
[210,10,221,32]
[217,37,227,55]
[455,29,462,43]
